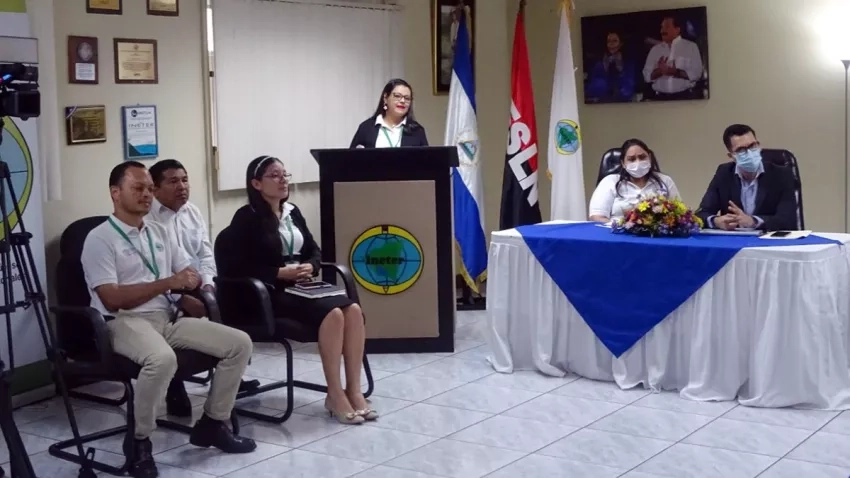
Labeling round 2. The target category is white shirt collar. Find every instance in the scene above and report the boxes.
[110,213,148,235]
[375,115,407,129]
[151,197,185,216]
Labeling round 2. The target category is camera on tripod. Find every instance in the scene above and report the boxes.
[0,62,40,120]
[1,34,41,120]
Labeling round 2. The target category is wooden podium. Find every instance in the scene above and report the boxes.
[311,146,458,354]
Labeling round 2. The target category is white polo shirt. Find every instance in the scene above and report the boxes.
[146,199,216,287]
[374,115,406,148]
[81,214,192,316]
[588,173,680,220]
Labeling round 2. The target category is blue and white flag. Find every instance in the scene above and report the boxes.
[444,8,486,293]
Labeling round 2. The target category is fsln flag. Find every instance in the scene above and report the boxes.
[548,0,586,221]
[444,6,486,293]
[499,0,542,230]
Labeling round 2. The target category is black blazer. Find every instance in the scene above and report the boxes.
[349,116,429,149]
[696,162,798,231]
[225,204,321,285]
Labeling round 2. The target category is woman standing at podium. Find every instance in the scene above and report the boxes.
[349,78,429,148]
[224,155,376,425]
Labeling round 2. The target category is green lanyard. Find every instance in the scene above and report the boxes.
[381,127,401,148]
[108,217,160,279]
[281,214,294,257]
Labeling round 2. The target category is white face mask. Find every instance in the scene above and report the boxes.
[625,159,651,179]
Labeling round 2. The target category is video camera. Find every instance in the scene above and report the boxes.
[0,36,40,120]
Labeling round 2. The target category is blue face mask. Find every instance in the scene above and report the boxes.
[735,148,762,173]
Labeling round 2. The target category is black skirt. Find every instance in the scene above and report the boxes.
[271,290,355,328]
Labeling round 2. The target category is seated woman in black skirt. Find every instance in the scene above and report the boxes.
[227,155,375,425]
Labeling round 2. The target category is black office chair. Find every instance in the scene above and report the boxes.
[596,148,622,185]
[762,149,805,230]
[48,216,237,476]
[213,225,375,424]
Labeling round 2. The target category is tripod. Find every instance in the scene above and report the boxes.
[0,117,95,477]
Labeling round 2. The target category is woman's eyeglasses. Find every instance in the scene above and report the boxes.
[391,92,412,103]
[263,172,292,182]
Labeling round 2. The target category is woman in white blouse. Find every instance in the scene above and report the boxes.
[588,138,681,222]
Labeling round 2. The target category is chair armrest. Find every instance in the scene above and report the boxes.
[49,305,113,367]
[320,262,360,303]
[213,277,276,336]
[172,288,222,324]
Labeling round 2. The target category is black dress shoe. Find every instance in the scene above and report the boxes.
[123,434,158,478]
[239,379,261,393]
[165,379,193,417]
[190,414,257,453]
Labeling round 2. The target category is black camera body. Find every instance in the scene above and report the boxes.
[0,62,40,120]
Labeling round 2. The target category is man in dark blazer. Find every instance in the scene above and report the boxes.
[696,124,799,231]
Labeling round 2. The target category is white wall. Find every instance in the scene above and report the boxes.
[45,0,208,292]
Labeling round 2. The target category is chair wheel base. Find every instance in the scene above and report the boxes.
[78,467,97,478]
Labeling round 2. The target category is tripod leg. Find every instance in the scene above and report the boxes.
[0,363,37,478]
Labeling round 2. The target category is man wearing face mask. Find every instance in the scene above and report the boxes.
[696,124,798,231]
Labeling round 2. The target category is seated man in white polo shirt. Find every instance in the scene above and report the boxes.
[146,159,259,417]
[81,161,256,478]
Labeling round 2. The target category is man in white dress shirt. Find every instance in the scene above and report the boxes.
[642,16,703,100]
[147,160,259,418]
[82,161,256,478]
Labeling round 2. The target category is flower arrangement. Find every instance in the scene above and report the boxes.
[612,194,703,237]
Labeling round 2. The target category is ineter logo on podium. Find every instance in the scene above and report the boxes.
[349,225,423,295]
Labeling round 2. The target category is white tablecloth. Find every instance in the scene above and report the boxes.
[486,222,850,409]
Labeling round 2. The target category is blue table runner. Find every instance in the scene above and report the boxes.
[517,223,842,357]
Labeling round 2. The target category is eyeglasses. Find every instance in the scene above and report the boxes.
[391,92,412,103]
[733,142,760,154]
[263,172,292,182]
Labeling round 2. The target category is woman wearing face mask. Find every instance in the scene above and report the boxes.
[588,138,681,223]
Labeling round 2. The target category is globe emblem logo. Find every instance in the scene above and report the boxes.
[0,117,34,242]
[349,225,423,295]
[555,119,581,155]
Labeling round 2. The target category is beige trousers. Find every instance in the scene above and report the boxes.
[107,311,253,438]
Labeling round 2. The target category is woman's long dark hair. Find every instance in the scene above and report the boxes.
[371,78,421,133]
[245,155,286,253]
[615,138,664,198]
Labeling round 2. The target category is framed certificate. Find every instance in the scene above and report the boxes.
[148,0,179,17]
[87,0,122,15]
[67,36,99,84]
[122,105,159,160]
[65,105,107,145]
[113,38,158,84]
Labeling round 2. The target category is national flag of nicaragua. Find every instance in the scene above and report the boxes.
[444,8,486,293]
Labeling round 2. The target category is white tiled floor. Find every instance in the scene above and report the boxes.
[7,310,850,477]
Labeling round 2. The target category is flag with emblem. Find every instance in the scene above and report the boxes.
[444,5,486,293]
[548,0,586,221]
[499,0,542,230]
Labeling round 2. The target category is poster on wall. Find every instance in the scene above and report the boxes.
[122,105,158,160]
[581,6,709,104]
[0,1,49,371]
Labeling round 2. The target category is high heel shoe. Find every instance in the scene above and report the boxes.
[324,399,365,425]
[355,408,379,421]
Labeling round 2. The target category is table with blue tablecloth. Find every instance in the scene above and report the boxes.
[485,221,850,409]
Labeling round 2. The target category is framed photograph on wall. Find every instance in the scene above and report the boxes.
[580,6,709,104]
[65,105,107,145]
[431,0,475,95]
[67,36,99,84]
[121,105,159,160]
